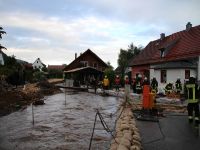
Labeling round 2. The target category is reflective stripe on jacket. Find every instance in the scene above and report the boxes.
[186,84,199,103]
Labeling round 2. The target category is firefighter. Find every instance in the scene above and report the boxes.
[143,76,149,86]
[175,77,182,94]
[185,76,200,127]
[165,81,174,95]
[132,77,136,93]
[103,75,109,90]
[125,75,129,85]
[151,76,158,94]
[115,75,120,92]
[136,74,142,94]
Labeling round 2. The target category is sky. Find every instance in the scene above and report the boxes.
[0,0,200,68]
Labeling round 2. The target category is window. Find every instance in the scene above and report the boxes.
[160,48,165,58]
[185,70,190,79]
[93,62,98,68]
[80,61,88,67]
[0,60,2,65]
[161,51,165,58]
[161,70,166,83]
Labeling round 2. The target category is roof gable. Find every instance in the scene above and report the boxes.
[64,49,108,70]
[129,24,200,66]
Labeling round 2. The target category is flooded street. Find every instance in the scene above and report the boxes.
[0,90,123,150]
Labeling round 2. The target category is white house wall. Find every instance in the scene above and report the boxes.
[151,68,197,93]
[32,59,44,70]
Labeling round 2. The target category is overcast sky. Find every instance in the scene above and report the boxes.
[0,0,200,68]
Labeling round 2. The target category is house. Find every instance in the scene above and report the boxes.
[48,65,66,71]
[0,50,4,65]
[47,65,66,78]
[32,58,46,71]
[129,22,200,93]
[63,49,108,86]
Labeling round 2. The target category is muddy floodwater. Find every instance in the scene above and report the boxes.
[0,90,123,150]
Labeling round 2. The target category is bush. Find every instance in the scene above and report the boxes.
[104,68,115,88]
[33,71,47,82]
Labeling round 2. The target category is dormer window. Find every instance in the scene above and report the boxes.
[160,48,165,58]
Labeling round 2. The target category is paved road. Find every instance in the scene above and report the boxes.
[136,113,200,150]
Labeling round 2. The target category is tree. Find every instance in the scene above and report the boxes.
[117,43,142,77]
[0,27,6,39]
[0,26,7,52]
[106,61,114,70]
[104,68,115,88]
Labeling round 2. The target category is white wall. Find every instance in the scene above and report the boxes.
[0,53,4,65]
[32,58,44,70]
[150,68,197,93]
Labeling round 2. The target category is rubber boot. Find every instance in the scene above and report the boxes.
[195,118,199,128]
[188,116,193,124]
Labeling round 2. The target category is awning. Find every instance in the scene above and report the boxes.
[64,66,103,74]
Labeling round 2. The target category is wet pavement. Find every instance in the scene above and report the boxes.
[136,113,200,150]
[0,90,123,150]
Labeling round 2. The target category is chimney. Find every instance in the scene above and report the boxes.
[160,33,165,40]
[186,22,192,31]
[75,53,77,59]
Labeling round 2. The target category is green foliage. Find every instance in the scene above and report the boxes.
[48,69,63,78]
[0,55,22,76]
[24,70,34,82]
[33,71,47,82]
[0,26,7,51]
[106,61,114,70]
[0,26,6,40]
[42,66,48,72]
[117,43,142,77]
[104,67,115,88]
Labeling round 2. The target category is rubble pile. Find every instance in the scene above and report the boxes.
[110,107,142,150]
[0,80,61,116]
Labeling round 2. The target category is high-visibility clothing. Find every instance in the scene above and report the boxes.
[186,84,199,103]
[136,82,142,90]
[175,80,182,92]
[165,83,173,94]
[103,78,109,87]
[186,81,199,126]
[151,79,158,93]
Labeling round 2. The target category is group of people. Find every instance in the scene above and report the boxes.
[164,77,182,95]
[102,74,200,127]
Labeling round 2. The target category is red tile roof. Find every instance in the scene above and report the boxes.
[48,65,65,70]
[129,24,200,66]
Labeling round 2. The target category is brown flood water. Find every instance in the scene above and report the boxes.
[0,90,123,150]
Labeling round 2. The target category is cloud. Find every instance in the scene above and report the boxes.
[0,0,200,68]
[0,11,144,67]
